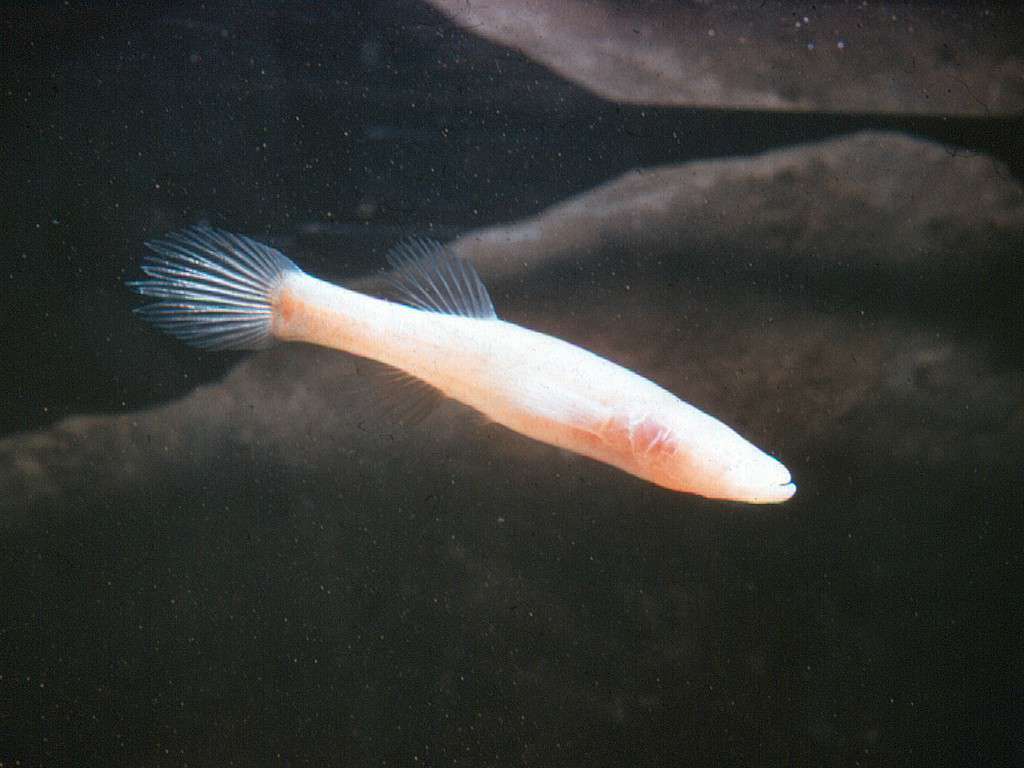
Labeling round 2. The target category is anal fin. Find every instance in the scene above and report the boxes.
[349,357,447,427]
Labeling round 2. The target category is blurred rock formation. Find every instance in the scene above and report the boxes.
[426,0,1024,115]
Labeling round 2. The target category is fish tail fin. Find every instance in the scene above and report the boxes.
[126,226,300,351]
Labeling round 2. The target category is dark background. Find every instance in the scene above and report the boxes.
[1,2,1022,766]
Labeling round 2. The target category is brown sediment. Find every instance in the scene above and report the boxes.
[426,0,1024,116]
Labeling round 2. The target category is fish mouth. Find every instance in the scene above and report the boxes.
[735,479,796,504]
[769,481,798,503]
[720,457,796,504]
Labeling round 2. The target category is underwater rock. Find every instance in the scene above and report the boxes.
[1,131,1021,529]
[426,0,1024,116]
[459,131,1024,278]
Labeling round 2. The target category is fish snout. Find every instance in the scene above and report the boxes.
[718,452,796,504]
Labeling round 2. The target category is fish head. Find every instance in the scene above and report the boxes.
[644,407,796,504]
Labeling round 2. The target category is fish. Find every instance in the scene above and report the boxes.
[128,227,796,503]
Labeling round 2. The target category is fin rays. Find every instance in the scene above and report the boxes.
[130,229,496,353]
[127,226,298,350]
[385,237,496,319]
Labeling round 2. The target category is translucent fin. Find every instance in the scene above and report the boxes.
[384,237,497,319]
[382,374,446,426]
[348,357,445,427]
[126,226,299,351]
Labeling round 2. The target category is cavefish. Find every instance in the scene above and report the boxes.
[128,227,795,503]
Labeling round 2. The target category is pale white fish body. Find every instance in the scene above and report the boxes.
[130,228,795,503]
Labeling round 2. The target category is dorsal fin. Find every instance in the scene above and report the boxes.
[384,237,497,319]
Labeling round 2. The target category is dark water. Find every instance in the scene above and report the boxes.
[2,2,1022,766]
